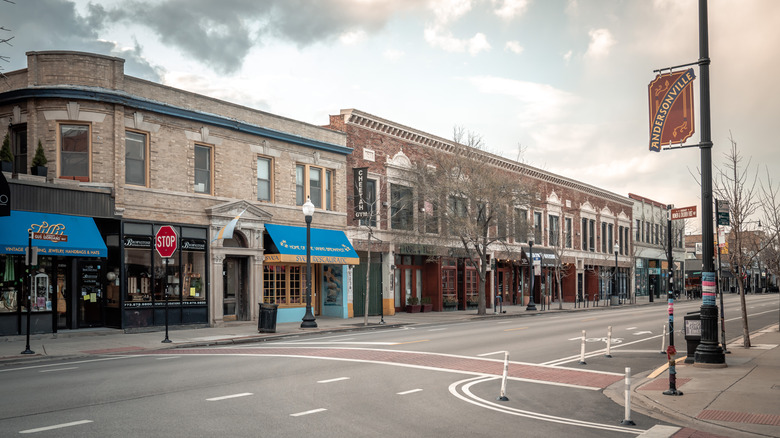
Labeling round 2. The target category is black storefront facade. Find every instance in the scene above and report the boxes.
[0,178,210,335]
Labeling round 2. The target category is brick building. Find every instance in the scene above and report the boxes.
[327,109,634,315]
[0,51,357,335]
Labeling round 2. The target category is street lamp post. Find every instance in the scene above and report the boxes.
[301,197,317,328]
[612,243,620,306]
[526,233,537,311]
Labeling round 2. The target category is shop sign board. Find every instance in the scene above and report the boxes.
[155,225,177,258]
[648,68,696,152]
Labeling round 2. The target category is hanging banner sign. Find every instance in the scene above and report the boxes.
[353,167,370,219]
[648,68,696,152]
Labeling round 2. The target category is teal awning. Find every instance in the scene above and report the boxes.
[0,211,107,257]
[264,224,358,265]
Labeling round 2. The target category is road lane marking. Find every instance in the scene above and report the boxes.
[633,331,652,335]
[156,356,180,360]
[394,339,429,345]
[19,420,93,434]
[428,328,447,331]
[580,317,599,322]
[274,341,398,345]
[503,327,528,332]
[39,367,78,373]
[626,327,637,330]
[290,408,327,417]
[477,351,507,357]
[397,389,423,395]
[206,393,253,401]
[0,356,139,373]
[318,377,350,383]
[450,377,644,435]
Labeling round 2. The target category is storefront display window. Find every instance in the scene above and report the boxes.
[1,255,22,313]
[263,265,304,306]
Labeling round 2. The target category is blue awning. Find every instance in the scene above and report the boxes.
[265,224,359,265]
[0,211,107,257]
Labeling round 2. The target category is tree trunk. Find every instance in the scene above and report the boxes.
[556,270,563,310]
[363,238,371,326]
[477,260,487,316]
[737,274,751,347]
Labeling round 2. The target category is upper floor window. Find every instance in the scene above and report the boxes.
[496,206,507,240]
[359,178,377,228]
[194,144,212,194]
[601,222,607,252]
[10,125,27,175]
[257,156,273,202]
[390,183,413,231]
[125,130,148,186]
[548,214,560,246]
[608,223,614,252]
[533,211,542,244]
[565,217,572,248]
[514,208,528,243]
[59,124,90,181]
[589,219,595,251]
[296,164,333,210]
[422,199,439,234]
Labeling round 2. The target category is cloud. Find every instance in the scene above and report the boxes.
[563,49,573,64]
[492,0,530,20]
[467,75,578,125]
[425,0,491,55]
[584,28,616,59]
[0,0,162,81]
[505,40,524,54]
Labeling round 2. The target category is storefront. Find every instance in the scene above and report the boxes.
[0,210,108,335]
[263,224,358,323]
[121,222,209,329]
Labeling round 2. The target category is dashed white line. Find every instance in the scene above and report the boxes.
[19,420,93,434]
[206,393,253,401]
[397,388,423,395]
[317,377,350,383]
[290,408,327,417]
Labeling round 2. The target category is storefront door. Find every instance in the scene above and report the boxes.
[223,257,248,321]
[77,260,104,328]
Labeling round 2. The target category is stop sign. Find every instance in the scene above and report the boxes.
[155,225,178,258]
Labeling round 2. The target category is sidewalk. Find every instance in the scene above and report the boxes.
[2,297,778,438]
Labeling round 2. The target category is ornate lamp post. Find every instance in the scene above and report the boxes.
[301,197,317,328]
[526,232,537,311]
[612,243,620,306]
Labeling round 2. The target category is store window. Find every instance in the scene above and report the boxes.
[125,130,148,186]
[59,124,90,181]
[194,144,212,194]
[295,164,333,210]
[257,156,272,202]
[263,265,304,306]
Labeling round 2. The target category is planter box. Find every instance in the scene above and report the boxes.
[405,304,421,313]
[420,303,432,312]
[1,161,11,173]
[443,304,457,311]
[31,165,48,176]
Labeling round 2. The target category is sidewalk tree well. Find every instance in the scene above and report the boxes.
[410,127,532,316]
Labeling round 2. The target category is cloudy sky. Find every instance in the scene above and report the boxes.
[3,0,779,231]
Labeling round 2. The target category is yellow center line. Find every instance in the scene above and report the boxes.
[647,356,688,379]
[393,340,429,345]
[504,327,529,332]
[580,317,599,322]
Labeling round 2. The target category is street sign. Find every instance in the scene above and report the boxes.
[671,206,697,220]
[155,225,178,258]
[716,199,730,226]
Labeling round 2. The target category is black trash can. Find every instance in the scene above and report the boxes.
[683,311,701,364]
[258,303,278,333]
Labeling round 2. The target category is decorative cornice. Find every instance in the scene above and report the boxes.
[341,109,632,207]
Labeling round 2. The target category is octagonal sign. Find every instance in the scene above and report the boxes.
[155,225,178,258]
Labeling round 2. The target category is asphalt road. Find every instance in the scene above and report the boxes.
[0,294,776,437]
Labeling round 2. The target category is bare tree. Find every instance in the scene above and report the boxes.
[0,0,14,78]
[713,133,769,347]
[759,168,780,291]
[411,127,532,315]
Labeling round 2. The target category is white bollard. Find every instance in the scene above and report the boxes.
[621,367,636,425]
[660,324,667,354]
[578,330,587,365]
[498,351,509,401]
[605,326,613,358]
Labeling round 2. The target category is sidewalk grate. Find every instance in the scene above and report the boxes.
[697,409,780,426]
